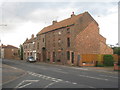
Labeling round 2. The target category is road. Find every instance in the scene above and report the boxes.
[2,59,119,89]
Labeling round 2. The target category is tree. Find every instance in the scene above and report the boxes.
[19,44,23,60]
[113,47,120,55]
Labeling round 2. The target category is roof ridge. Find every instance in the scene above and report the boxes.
[37,12,84,35]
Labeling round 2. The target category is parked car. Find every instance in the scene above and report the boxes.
[27,56,36,62]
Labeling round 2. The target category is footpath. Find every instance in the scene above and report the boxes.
[2,64,26,85]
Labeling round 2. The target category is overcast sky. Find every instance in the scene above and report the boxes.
[0,0,119,47]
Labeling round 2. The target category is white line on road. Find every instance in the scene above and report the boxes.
[51,78,57,80]
[44,82,57,88]
[25,80,39,82]
[99,75,118,79]
[18,82,32,88]
[65,81,70,83]
[72,82,77,84]
[79,75,108,81]
[15,80,39,88]
[57,79,63,82]
[15,80,25,88]
[52,70,68,74]
[27,71,95,88]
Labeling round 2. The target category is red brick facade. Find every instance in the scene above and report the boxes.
[34,12,113,66]
[23,34,37,60]
[0,45,20,60]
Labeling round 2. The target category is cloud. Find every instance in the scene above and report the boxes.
[94,11,118,45]
[1,21,46,47]
[0,1,118,47]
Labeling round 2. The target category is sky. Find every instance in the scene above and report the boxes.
[0,0,119,47]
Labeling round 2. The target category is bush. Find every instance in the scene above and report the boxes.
[103,55,114,66]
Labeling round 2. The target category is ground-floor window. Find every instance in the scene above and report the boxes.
[67,51,70,60]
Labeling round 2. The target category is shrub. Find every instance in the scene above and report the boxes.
[103,55,114,66]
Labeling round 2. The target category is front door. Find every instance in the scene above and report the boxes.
[42,48,46,62]
[53,52,55,62]
[71,52,74,64]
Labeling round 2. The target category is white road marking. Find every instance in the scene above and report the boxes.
[18,82,32,88]
[52,79,58,82]
[100,75,118,79]
[15,80,39,88]
[38,75,42,77]
[57,79,63,81]
[15,80,25,88]
[65,81,70,83]
[24,80,39,82]
[51,78,56,80]
[72,82,77,84]
[79,75,108,81]
[27,71,94,88]
[44,82,57,88]
[52,70,68,74]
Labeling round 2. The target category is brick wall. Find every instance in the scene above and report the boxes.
[4,47,19,60]
[75,21,100,54]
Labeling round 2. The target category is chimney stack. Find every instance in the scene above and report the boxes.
[26,38,28,41]
[71,12,75,17]
[31,34,34,38]
[52,20,57,25]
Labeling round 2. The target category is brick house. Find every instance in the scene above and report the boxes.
[23,34,37,60]
[0,44,20,60]
[36,12,113,66]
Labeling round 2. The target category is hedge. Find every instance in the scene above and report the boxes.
[103,55,114,66]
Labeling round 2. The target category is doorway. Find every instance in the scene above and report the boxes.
[42,47,46,62]
[71,52,74,64]
[53,52,55,62]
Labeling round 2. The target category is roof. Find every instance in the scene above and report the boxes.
[37,12,85,35]
[1,45,18,49]
[23,37,36,44]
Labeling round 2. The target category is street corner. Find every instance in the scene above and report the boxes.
[2,64,26,85]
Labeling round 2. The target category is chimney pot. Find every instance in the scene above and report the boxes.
[52,20,57,25]
[31,34,34,38]
[71,12,75,17]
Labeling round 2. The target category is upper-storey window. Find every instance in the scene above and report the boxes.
[37,42,39,50]
[26,45,27,49]
[43,38,44,42]
[67,37,70,47]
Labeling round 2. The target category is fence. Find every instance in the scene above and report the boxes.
[80,54,118,66]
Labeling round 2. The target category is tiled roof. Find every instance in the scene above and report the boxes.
[37,12,85,35]
[3,45,18,49]
[23,37,36,44]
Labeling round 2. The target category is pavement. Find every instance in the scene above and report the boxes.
[2,64,26,85]
[2,59,119,89]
